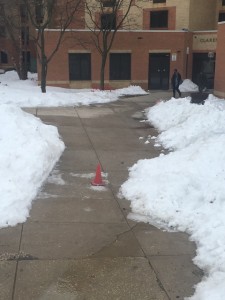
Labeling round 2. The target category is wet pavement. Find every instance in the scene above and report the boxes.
[0,91,203,300]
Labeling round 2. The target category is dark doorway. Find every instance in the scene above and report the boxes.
[192,53,216,89]
[149,53,170,90]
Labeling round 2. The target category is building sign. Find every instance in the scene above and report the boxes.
[193,33,217,51]
[171,53,177,61]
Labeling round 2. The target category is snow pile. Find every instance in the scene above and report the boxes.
[0,104,65,227]
[0,71,148,107]
[180,79,199,92]
[120,96,225,300]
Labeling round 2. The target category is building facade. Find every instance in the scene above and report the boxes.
[1,0,225,96]
[0,0,37,76]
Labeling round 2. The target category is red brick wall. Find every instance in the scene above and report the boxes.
[214,22,225,97]
[0,37,36,72]
[41,30,190,90]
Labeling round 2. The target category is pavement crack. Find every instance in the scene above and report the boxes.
[0,251,38,261]
[89,225,143,258]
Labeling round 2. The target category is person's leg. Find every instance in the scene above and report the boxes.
[177,87,181,97]
[173,87,176,98]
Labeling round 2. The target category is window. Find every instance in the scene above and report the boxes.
[219,12,225,22]
[102,0,116,7]
[101,13,116,30]
[110,53,131,80]
[20,4,28,22]
[21,27,29,45]
[35,0,44,24]
[1,51,8,64]
[222,0,225,6]
[0,26,6,37]
[69,53,91,80]
[150,10,168,29]
[153,0,166,3]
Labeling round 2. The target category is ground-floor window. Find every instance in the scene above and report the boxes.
[69,53,91,80]
[0,51,8,64]
[110,53,131,80]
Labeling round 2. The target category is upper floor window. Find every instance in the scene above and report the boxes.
[102,0,116,7]
[20,4,28,22]
[101,13,116,30]
[35,0,44,24]
[153,0,166,3]
[219,12,225,22]
[150,10,168,29]
[1,51,8,64]
[222,0,225,6]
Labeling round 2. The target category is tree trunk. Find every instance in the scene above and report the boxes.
[41,55,47,93]
[40,29,47,93]
[20,26,28,80]
[100,53,107,90]
[20,53,28,80]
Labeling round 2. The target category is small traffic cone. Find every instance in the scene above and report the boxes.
[91,164,105,186]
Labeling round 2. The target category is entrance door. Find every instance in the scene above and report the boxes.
[192,53,216,89]
[149,53,170,90]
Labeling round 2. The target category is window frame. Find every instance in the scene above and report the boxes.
[0,51,8,64]
[150,10,168,29]
[102,0,116,7]
[20,4,28,22]
[153,0,166,3]
[35,0,44,24]
[68,53,91,81]
[101,13,116,30]
[219,11,225,22]
[110,53,131,80]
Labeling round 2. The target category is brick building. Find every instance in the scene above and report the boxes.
[1,0,225,96]
[0,0,37,76]
[214,21,225,98]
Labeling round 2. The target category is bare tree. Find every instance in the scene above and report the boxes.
[85,0,136,90]
[22,0,82,93]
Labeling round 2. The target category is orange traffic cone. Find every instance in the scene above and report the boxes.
[91,164,105,186]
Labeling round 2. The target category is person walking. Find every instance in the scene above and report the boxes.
[171,69,182,98]
[197,71,207,93]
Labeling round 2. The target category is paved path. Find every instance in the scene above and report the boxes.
[0,92,202,300]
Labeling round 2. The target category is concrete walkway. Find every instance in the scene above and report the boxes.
[0,92,202,300]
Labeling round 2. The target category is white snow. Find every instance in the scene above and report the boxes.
[120,95,225,300]
[0,103,65,227]
[180,79,199,92]
[0,71,147,107]
[0,71,145,228]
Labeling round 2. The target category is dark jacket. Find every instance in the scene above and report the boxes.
[171,72,182,88]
